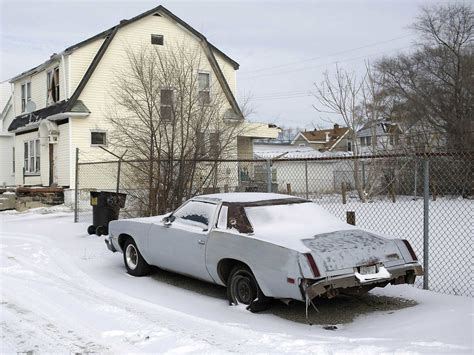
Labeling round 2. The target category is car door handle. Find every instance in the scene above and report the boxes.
[198,239,205,245]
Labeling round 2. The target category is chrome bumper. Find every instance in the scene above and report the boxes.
[305,263,423,300]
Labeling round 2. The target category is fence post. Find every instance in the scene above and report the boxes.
[423,157,429,290]
[266,159,272,193]
[413,158,418,199]
[305,160,309,199]
[116,158,122,194]
[74,147,79,223]
[341,182,347,204]
[346,211,356,225]
[361,160,366,190]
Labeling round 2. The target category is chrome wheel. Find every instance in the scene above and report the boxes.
[125,244,138,270]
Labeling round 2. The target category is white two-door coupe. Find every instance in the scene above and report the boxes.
[105,193,422,312]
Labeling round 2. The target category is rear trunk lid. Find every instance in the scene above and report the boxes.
[302,229,403,273]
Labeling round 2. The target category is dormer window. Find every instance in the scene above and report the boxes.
[21,82,31,112]
[151,34,164,45]
[47,67,60,105]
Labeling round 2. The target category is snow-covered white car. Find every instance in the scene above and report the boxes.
[106,193,422,311]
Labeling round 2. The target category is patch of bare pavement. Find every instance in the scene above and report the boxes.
[149,266,417,327]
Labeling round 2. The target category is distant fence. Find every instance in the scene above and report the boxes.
[75,151,473,297]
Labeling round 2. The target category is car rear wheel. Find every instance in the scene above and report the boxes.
[123,238,150,276]
[227,265,270,312]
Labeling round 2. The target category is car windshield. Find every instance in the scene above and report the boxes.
[244,201,344,236]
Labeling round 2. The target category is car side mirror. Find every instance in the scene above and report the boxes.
[163,215,175,226]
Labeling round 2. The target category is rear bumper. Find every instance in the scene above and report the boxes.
[305,263,423,300]
[104,236,117,253]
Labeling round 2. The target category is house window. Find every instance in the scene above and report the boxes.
[197,131,207,157]
[298,143,306,147]
[21,82,31,112]
[47,67,60,104]
[347,141,352,152]
[24,139,40,174]
[198,72,210,105]
[151,34,164,45]
[160,89,174,122]
[360,136,372,147]
[91,131,107,146]
[209,132,220,158]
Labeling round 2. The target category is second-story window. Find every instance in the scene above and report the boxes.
[160,89,174,122]
[21,82,31,112]
[198,72,210,105]
[47,67,60,105]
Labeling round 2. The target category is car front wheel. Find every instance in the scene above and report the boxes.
[123,238,150,276]
[227,265,271,312]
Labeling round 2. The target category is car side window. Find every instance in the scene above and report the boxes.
[216,205,228,229]
[173,201,216,230]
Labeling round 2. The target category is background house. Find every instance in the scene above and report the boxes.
[0,82,15,186]
[356,120,402,154]
[5,5,278,196]
[291,124,352,152]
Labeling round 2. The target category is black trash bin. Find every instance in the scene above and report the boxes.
[87,191,126,236]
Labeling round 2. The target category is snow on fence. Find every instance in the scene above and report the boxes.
[74,151,473,297]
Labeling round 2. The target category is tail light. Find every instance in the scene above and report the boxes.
[402,239,418,261]
[305,253,321,278]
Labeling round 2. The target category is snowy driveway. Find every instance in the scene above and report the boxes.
[0,208,472,354]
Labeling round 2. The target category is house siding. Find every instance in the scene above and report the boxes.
[56,123,70,186]
[14,130,42,186]
[0,136,15,186]
[70,13,238,185]
[68,38,105,96]
[12,61,65,116]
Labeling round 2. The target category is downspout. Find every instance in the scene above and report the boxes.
[61,54,68,99]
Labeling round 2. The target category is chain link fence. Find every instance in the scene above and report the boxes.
[75,151,473,297]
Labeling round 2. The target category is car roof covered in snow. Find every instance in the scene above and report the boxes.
[192,192,306,204]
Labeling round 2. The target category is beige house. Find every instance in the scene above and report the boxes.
[7,5,278,191]
[291,124,352,152]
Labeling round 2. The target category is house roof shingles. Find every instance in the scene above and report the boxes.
[8,100,89,132]
[298,126,351,151]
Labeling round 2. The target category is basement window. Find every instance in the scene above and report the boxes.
[91,131,107,146]
[151,34,164,45]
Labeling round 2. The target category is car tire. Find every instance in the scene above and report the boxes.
[227,265,271,312]
[123,238,150,276]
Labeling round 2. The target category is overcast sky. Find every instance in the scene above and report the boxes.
[0,0,445,128]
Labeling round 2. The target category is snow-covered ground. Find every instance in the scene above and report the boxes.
[1,207,473,354]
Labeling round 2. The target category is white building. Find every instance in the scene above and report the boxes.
[0,82,15,186]
[5,5,278,194]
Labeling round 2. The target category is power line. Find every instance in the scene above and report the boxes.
[240,34,413,76]
[240,44,416,81]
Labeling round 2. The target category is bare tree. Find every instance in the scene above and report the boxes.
[313,65,367,201]
[377,2,473,152]
[107,43,247,215]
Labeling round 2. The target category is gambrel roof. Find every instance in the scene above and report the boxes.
[8,5,242,132]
